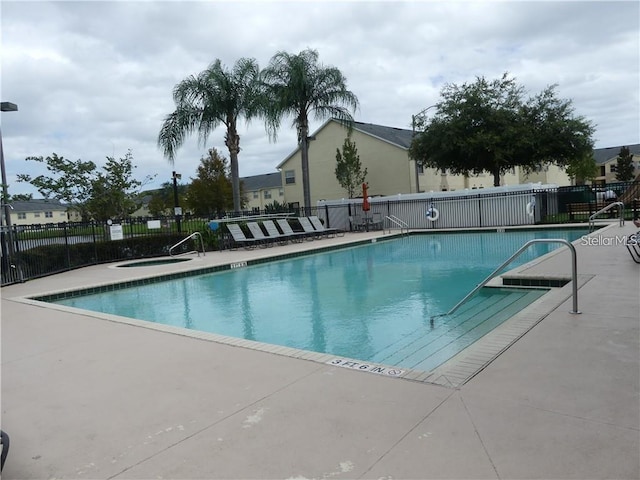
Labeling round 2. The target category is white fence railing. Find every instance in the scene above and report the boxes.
[316,183,556,231]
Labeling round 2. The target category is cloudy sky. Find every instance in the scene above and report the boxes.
[2,0,639,197]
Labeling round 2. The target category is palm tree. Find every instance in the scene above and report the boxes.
[158,58,262,213]
[261,49,358,213]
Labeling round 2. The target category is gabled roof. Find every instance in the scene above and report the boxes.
[593,144,640,165]
[277,118,413,168]
[352,121,414,149]
[241,172,282,191]
[9,199,67,213]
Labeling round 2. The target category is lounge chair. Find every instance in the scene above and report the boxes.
[1,430,8,472]
[627,230,640,263]
[246,222,272,248]
[298,216,324,239]
[275,218,307,242]
[262,220,290,245]
[308,215,344,237]
[226,223,262,250]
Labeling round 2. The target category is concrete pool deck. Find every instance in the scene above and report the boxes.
[1,224,638,479]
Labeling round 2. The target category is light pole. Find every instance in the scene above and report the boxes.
[1,101,19,281]
[411,104,437,194]
[172,171,182,233]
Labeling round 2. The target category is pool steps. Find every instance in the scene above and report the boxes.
[372,288,546,372]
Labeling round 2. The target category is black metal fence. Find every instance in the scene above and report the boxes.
[2,183,638,286]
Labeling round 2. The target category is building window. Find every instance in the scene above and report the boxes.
[610,164,617,173]
[45,211,53,218]
[253,192,259,199]
[34,212,41,218]
[264,191,272,199]
[417,164,424,174]
[600,166,606,176]
[279,189,284,197]
[285,170,295,184]
[17,212,26,219]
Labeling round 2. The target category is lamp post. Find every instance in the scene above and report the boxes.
[172,171,182,233]
[1,102,19,281]
[411,104,437,194]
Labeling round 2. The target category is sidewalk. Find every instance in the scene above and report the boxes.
[1,225,638,479]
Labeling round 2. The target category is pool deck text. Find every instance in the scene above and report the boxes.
[327,358,405,377]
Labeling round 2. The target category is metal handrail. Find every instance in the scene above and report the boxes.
[589,201,624,231]
[432,239,580,321]
[169,232,206,257]
[385,215,409,235]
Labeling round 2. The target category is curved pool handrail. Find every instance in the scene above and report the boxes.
[170,232,205,257]
[432,238,580,321]
[589,201,624,232]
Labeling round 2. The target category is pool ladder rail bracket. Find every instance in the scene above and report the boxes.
[384,215,409,235]
[170,232,206,257]
[588,201,624,232]
[432,239,580,322]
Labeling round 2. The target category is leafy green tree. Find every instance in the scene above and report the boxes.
[185,148,235,216]
[17,153,96,220]
[409,73,595,187]
[264,199,288,213]
[84,150,153,221]
[158,58,263,214]
[615,146,636,181]
[335,136,367,198]
[18,150,152,222]
[147,182,187,217]
[6,193,33,202]
[565,154,598,185]
[261,48,358,213]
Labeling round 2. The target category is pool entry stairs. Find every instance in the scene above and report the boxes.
[373,287,547,373]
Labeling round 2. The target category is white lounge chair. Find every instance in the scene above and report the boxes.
[308,216,344,237]
[297,217,323,239]
[226,224,261,250]
[627,229,640,263]
[262,220,290,245]
[246,222,272,248]
[276,218,311,242]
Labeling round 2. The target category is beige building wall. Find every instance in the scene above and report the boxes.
[277,119,624,206]
[279,120,420,206]
[245,187,285,211]
[518,164,571,186]
[594,153,640,184]
[11,209,68,226]
[427,169,520,192]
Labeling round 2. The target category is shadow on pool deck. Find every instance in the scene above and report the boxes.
[1,226,638,479]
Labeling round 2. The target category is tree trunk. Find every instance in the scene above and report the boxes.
[493,168,500,187]
[225,124,241,214]
[299,119,311,216]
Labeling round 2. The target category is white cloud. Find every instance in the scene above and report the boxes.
[2,0,638,197]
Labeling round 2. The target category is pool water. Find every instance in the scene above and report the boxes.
[52,229,586,372]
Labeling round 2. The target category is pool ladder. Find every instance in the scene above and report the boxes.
[431,239,580,321]
[170,232,206,257]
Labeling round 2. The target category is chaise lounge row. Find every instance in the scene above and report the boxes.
[225,216,344,250]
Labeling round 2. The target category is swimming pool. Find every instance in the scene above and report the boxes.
[45,228,587,375]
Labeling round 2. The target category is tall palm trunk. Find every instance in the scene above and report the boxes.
[298,117,311,215]
[225,123,241,213]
